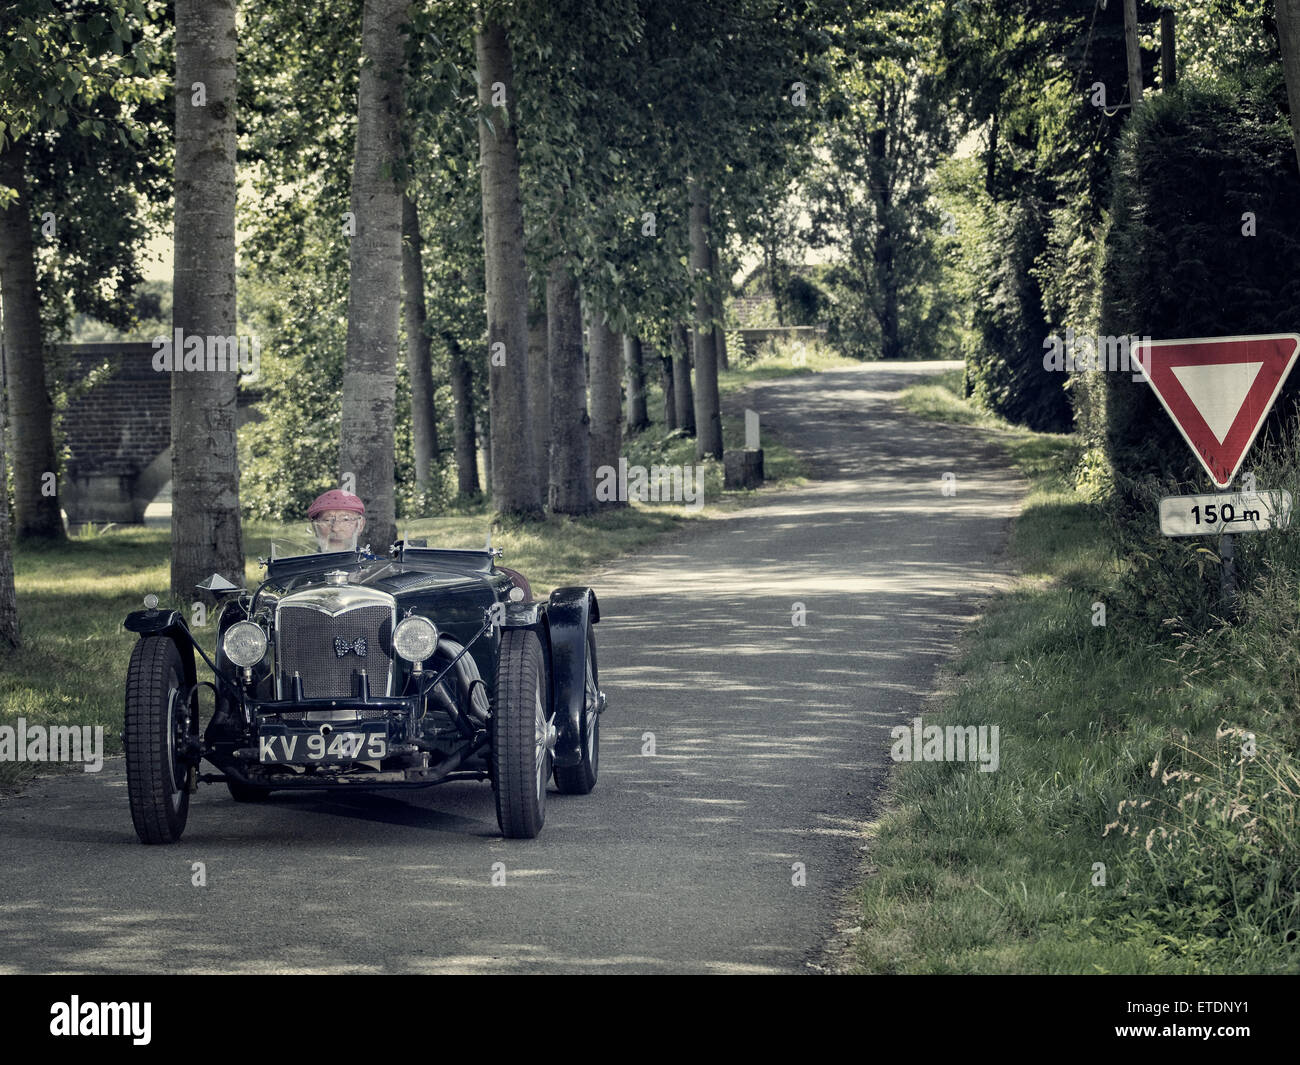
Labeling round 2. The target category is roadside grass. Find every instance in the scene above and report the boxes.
[718,335,857,391]
[0,351,811,790]
[857,371,1300,973]
[895,366,991,427]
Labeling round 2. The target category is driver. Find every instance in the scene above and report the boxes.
[307,489,366,552]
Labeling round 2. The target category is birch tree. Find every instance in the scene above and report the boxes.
[340,0,408,549]
[171,0,243,597]
[402,193,439,498]
[476,10,541,517]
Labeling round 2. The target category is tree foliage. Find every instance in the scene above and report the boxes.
[804,1,956,359]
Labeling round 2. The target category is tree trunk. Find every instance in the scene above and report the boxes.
[868,98,902,359]
[624,335,648,434]
[984,106,999,196]
[476,19,540,518]
[339,0,406,551]
[447,334,480,498]
[660,344,677,431]
[477,411,491,497]
[588,308,624,505]
[0,368,19,646]
[0,141,63,542]
[527,291,550,491]
[547,259,591,514]
[402,194,438,498]
[171,0,242,599]
[710,243,729,372]
[766,234,786,326]
[1123,0,1144,108]
[672,323,695,434]
[689,177,723,459]
[1277,1,1300,174]
[874,222,901,358]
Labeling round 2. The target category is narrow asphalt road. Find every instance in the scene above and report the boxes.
[0,360,1024,974]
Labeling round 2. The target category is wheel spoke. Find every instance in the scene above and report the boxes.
[584,651,598,763]
[167,686,182,783]
[534,679,546,802]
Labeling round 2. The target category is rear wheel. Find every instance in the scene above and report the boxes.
[492,629,550,839]
[125,638,196,844]
[554,627,600,795]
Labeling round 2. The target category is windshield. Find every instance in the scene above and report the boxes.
[262,521,495,562]
[269,537,327,560]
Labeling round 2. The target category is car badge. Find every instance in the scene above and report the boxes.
[334,636,368,658]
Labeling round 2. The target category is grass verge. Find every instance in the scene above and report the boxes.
[854,370,1300,973]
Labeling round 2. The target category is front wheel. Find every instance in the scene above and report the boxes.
[492,629,550,839]
[125,637,196,844]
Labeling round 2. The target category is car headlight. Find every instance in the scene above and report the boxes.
[393,615,438,663]
[223,621,268,668]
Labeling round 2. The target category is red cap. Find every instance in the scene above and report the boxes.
[307,490,366,520]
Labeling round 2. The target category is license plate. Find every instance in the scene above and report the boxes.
[258,732,387,764]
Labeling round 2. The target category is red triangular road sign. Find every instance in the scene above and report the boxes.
[1135,334,1300,488]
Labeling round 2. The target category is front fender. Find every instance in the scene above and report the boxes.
[124,608,186,636]
[123,610,199,698]
[547,587,600,768]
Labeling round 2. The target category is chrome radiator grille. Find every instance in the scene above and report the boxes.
[275,603,395,699]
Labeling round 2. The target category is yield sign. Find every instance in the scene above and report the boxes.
[1135,333,1300,488]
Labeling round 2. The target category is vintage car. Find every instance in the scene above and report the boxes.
[121,538,604,843]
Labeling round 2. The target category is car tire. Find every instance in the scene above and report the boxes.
[554,627,599,795]
[125,637,195,844]
[492,629,549,839]
[227,779,271,803]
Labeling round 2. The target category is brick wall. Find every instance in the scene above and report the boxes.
[58,344,170,479]
[732,294,775,328]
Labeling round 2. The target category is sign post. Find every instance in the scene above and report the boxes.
[1218,485,1237,600]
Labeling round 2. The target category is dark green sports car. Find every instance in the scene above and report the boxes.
[122,540,604,843]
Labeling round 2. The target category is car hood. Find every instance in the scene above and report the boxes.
[272,559,509,639]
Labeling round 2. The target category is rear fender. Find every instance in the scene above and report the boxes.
[546,587,599,769]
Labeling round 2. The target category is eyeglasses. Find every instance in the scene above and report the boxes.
[314,515,361,528]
